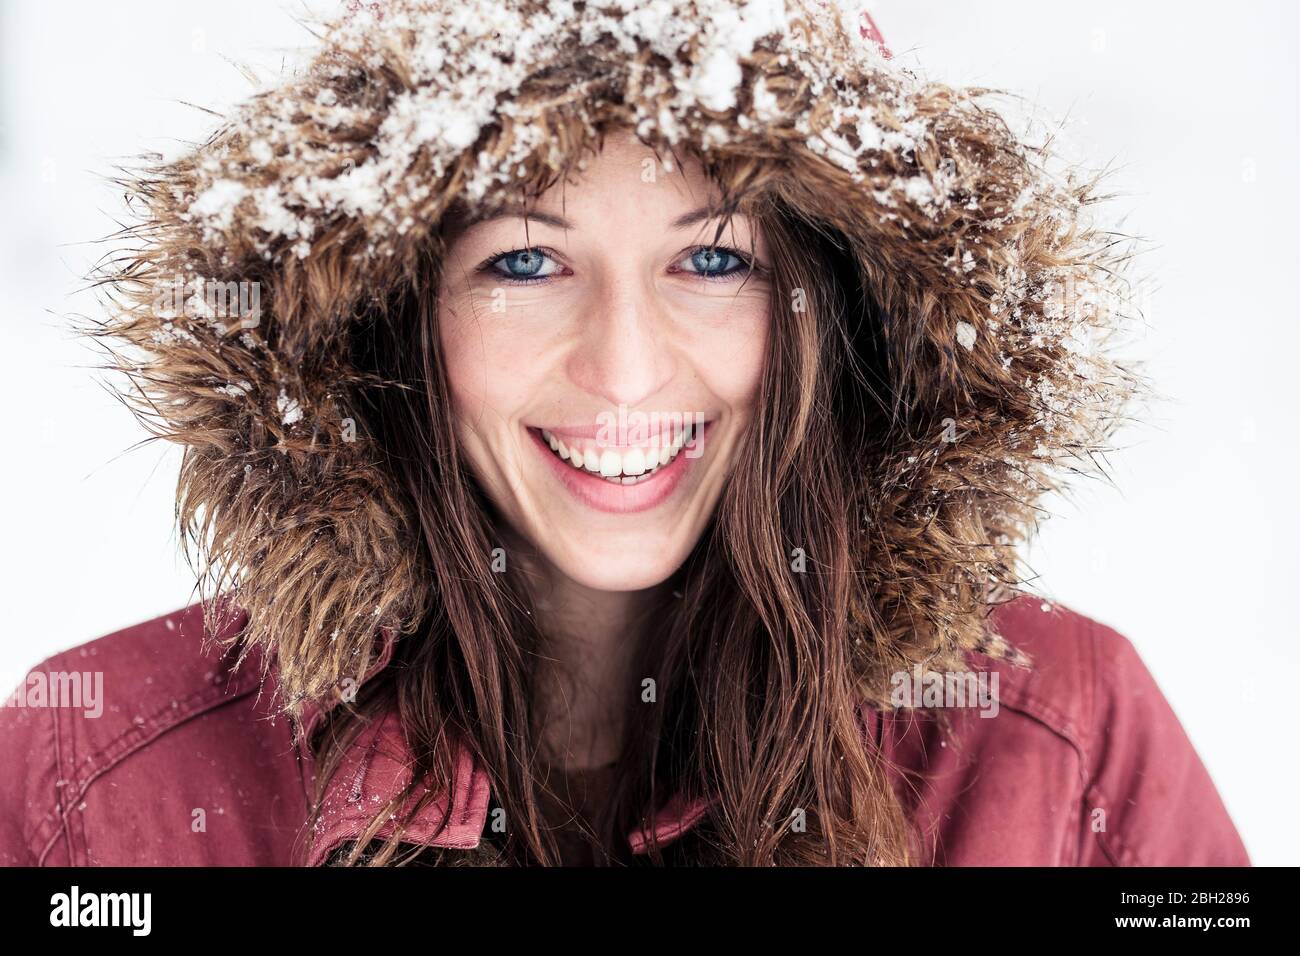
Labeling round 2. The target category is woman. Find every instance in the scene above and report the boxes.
[0,0,1248,866]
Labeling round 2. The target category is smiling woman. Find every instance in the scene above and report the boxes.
[0,0,1249,869]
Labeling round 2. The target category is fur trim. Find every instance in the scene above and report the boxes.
[87,0,1140,714]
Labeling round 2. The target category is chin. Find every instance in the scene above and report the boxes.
[542,537,694,593]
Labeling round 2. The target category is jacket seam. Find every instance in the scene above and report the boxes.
[48,699,72,866]
[982,628,1143,867]
[971,677,1094,866]
[883,691,1087,866]
[1081,619,1146,868]
[20,707,59,864]
[979,684,1087,764]
[65,705,91,865]
[1085,778,1136,866]
[31,676,264,865]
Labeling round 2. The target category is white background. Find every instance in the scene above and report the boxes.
[0,1,1294,864]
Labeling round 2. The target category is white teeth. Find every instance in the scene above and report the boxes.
[538,423,704,481]
[622,447,646,476]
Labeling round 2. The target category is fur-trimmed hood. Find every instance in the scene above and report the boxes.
[92,0,1136,718]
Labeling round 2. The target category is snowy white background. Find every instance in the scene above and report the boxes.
[0,1,1294,864]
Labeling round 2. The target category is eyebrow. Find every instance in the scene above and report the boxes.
[464,204,745,232]
[466,207,573,229]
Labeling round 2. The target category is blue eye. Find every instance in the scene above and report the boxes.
[486,247,558,282]
[682,246,751,279]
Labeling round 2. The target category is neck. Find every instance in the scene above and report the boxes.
[518,548,664,772]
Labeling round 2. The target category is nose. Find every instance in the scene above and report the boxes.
[565,273,677,408]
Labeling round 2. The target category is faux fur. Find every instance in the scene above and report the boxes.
[87,0,1140,716]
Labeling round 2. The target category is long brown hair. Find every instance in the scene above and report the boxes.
[310,133,914,866]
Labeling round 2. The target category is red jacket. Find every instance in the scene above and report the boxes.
[0,596,1247,866]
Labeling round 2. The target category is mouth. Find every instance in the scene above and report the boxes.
[536,419,703,483]
[525,419,713,515]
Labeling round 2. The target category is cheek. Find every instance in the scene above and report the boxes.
[689,298,770,412]
[438,296,539,425]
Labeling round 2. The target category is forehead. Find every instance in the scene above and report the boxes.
[440,128,772,259]
[457,131,740,228]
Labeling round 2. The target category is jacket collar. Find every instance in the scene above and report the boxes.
[237,609,885,863]
[286,623,718,865]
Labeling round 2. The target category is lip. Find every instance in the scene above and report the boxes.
[527,420,714,515]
